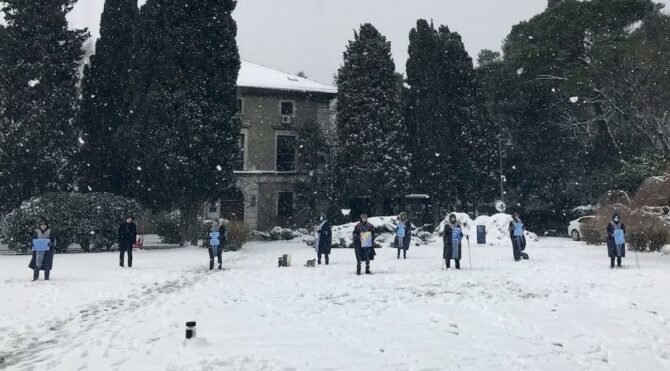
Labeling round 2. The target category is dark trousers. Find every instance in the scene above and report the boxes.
[512,237,523,261]
[120,245,133,267]
[356,248,370,274]
[445,259,460,269]
[610,257,622,267]
[397,247,406,259]
[317,252,329,264]
[209,245,223,265]
[33,269,50,280]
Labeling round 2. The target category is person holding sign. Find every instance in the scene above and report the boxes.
[395,212,412,259]
[28,222,56,281]
[315,214,332,265]
[118,216,137,268]
[208,219,226,270]
[353,214,376,275]
[508,212,528,261]
[606,213,626,269]
[443,214,463,269]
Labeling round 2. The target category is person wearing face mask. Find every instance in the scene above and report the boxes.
[353,214,376,275]
[315,213,332,265]
[443,213,463,269]
[29,221,56,281]
[508,212,528,261]
[606,213,626,268]
[395,212,412,259]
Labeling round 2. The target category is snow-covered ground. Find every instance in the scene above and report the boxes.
[1,238,669,370]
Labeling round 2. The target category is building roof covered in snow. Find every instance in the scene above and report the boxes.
[238,60,337,95]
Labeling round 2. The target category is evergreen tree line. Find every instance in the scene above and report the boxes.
[332,0,670,225]
[0,0,241,243]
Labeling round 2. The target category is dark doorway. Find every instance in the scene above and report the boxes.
[221,188,245,221]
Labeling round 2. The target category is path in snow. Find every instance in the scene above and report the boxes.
[0,238,669,370]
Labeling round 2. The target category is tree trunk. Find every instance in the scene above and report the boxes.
[179,203,200,247]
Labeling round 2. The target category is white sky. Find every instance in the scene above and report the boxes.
[47,0,670,84]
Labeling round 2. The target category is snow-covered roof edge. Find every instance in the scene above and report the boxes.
[238,60,337,95]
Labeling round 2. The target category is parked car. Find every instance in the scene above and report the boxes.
[568,216,595,241]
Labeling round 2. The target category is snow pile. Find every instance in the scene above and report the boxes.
[662,245,670,256]
[436,213,538,246]
[328,216,426,249]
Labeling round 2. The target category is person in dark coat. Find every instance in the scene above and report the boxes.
[606,213,626,268]
[395,212,411,259]
[442,214,463,269]
[353,214,376,275]
[315,214,332,265]
[118,216,137,268]
[509,212,528,261]
[208,219,226,270]
[28,222,56,281]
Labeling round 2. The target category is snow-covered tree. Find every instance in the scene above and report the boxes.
[127,0,241,244]
[333,23,409,213]
[78,0,138,195]
[0,0,88,212]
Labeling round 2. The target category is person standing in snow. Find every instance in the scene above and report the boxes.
[395,212,412,259]
[208,219,226,270]
[29,222,56,281]
[353,214,376,275]
[606,213,626,269]
[442,213,463,269]
[509,212,527,261]
[118,216,137,267]
[315,214,332,265]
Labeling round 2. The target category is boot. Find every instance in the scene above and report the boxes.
[218,260,223,270]
[33,269,39,281]
[209,259,214,270]
[365,264,371,275]
[120,259,124,268]
[617,257,622,268]
[318,259,321,265]
[325,255,329,265]
[455,259,461,270]
[356,262,362,276]
[44,270,50,281]
[610,257,615,269]
[446,259,450,269]
[403,251,407,259]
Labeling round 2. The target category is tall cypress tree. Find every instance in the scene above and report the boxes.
[406,20,495,216]
[128,0,241,243]
[0,0,87,212]
[334,23,409,213]
[78,0,138,194]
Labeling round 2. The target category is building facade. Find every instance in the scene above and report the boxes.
[203,61,337,230]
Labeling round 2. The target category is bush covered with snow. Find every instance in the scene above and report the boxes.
[1,192,143,252]
[580,206,669,251]
[226,221,251,251]
[436,213,539,246]
[269,227,303,241]
[153,212,182,244]
[329,216,426,249]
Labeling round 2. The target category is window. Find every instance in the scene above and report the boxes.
[234,133,245,171]
[208,202,218,213]
[237,98,244,115]
[276,135,297,171]
[278,192,294,218]
[280,101,295,116]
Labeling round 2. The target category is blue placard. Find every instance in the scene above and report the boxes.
[209,231,220,246]
[32,239,50,251]
[514,222,524,236]
[397,224,406,238]
[452,227,462,243]
[614,229,625,245]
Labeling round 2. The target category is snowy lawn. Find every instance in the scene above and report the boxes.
[1,238,669,370]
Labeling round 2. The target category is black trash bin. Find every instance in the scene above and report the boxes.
[477,225,486,244]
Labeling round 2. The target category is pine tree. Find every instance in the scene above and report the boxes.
[78,0,138,194]
[128,0,241,244]
[334,24,409,213]
[0,0,88,212]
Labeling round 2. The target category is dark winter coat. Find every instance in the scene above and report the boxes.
[353,222,376,261]
[118,222,137,250]
[28,228,56,271]
[606,220,626,258]
[316,220,332,255]
[443,223,463,260]
[395,220,412,251]
[509,219,526,251]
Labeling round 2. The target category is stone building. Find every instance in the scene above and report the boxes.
[203,61,337,230]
